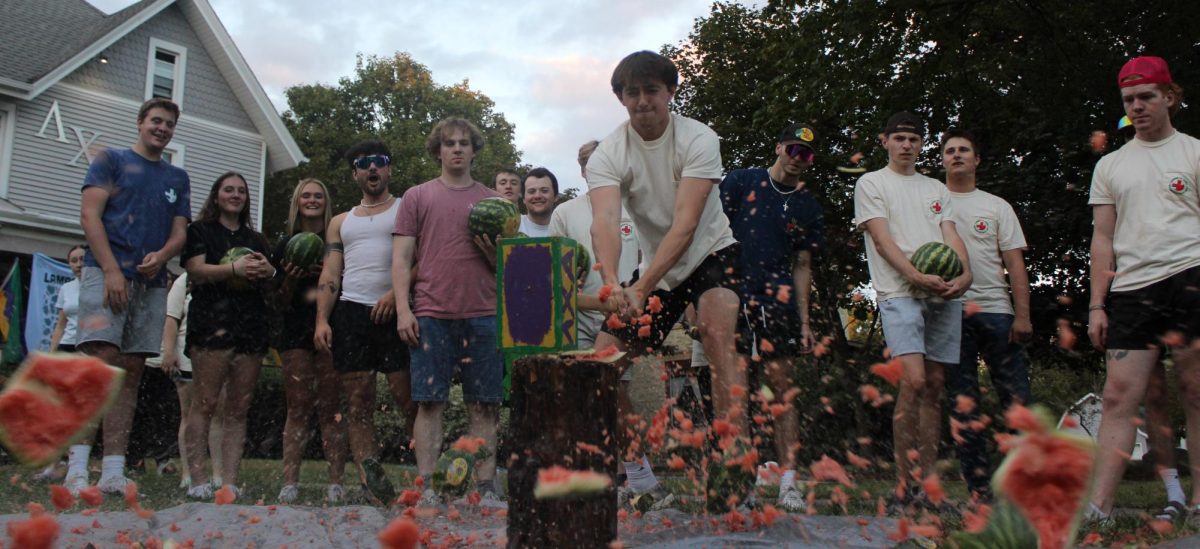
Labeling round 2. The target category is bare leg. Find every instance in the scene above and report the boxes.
[280,349,316,486]
[313,350,347,485]
[415,401,448,478]
[184,349,232,487]
[341,371,379,464]
[210,386,225,480]
[764,358,799,470]
[82,343,146,459]
[385,369,418,445]
[467,402,500,483]
[919,360,946,477]
[1090,349,1158,513]
[218,353,263,486]
[175,380,193,485]
[697,287,744,433]
[1144,362,1178,472]
[893,353,928,486]
[1172,346,1200,505]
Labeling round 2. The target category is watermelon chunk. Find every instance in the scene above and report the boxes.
[284,232,324,269]
[0,353,124,466]
[533,466,611,499]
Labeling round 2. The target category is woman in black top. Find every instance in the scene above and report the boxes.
[181,172,274,500]
[273,178,348,504]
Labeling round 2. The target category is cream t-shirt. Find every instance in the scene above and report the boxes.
[950,189,1027,314]
[586,114,736,290]
[852,167,954,301]
[549,194,641,347]
[1089,131,1200,292]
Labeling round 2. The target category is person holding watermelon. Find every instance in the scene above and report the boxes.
[271,178,350,504]
[587,51,747,509]
[314,140,416,506]
[75,98,192,496]
[392,118,506,506]
[180,172,275,500]
[940,128,1032,502]
[719,122,826,512]
[851,111,972,511]
[1086,56,1200,522]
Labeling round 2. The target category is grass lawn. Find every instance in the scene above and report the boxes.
[1,458,1195,545]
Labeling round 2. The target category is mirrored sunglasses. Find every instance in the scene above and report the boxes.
[353,154,391,170]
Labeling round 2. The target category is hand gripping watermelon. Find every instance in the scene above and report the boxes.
[220,246,255,291]
[0,353,124,466]
[468,197,520,242]
[911,241,964,281]
[284,232,324,269]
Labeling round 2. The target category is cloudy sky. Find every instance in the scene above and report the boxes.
[88,0,748,193]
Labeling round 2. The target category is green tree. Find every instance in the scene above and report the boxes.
[262,53,522,240]
[665,0,1199,456]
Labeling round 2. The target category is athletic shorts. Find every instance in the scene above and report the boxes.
[738,301,802,359]
[601,244,741,352]
[331,300,409,374]
[76,267,167,356]
[1107,265,1200,350]
[878,297,962,364]
[409,316,503,403]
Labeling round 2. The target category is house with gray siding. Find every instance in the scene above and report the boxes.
[0,0,305,261]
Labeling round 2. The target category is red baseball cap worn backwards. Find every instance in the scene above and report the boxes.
[1118,56,1172,88]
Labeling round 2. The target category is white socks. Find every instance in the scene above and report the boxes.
[67,445,91,478]
[100,455,125,480]
[623,455,658,493]
[1160,468,1186,504]
[779,469,797,491]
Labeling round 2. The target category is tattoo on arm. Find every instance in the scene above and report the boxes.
[325,242,344,257]
[1107,349,1130,360]
[320,282,339,294]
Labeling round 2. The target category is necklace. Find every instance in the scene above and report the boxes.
[360,194,393,208]
[767,171,799,211]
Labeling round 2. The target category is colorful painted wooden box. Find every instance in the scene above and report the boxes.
[496,236,579,354]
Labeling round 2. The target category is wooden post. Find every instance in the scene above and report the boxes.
[506,355,619,548]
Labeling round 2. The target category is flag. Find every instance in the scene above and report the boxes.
[1,259,25,365]
[26,253,72,352]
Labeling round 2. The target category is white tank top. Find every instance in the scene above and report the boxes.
[339,198,400,305]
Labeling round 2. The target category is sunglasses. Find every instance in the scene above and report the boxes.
[784,144,815,162]
[353,154,391,170]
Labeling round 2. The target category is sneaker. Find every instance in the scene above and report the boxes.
[617,485,632,509]
[326,484,345,504]
[630,484,677,512]
[63,473,89,497]
[179,475,192,490]
[97,474,129,494]
[224,484,241,502]
[777,484,806,513]
[1082,502,1114,528]
[361,459,396,505]
[186,483,214,500]
[479,489,508,509]
[418,488,442,507]
[33,463,64,483]
[1155,500,1187,522]
[156,460,178,476]
[278,484,299,504]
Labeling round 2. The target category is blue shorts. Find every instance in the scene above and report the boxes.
[878,297,962,364]
[410,316,504,403]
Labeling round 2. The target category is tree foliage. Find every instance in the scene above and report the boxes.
[261,53,522,240]
[665,1,1199,454]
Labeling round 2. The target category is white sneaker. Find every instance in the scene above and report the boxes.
[97,474,129,495]
[418,489,442,507]
[777,484,806,513]
[64,473,89,497]
[326,484,345,504]
[480,490,508,509]
[186,483,213,500]
[33,463,63,482]
[278,484,299,504]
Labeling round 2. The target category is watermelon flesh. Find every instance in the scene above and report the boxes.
[0,353,124,466]
[533,466,611,499]
[285,231,324,269]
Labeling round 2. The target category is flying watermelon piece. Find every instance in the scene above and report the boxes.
[0,353,124,466]
[533,466,612,500]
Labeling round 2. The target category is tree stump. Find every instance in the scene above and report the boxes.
[506,355,619,548]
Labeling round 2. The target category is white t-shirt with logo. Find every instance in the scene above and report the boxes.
[852,167,954,301]
[54,279,80,346]
[549,194,640,347]
[1089,131,1200,292]
[950,189,1027,314]
[519,215,551,238]
[586,114,736,290]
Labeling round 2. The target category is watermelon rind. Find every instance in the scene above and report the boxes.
[220,246,255,291]
[284,232,324,269]
[468,198,520,241]
[911,241,964,281]
[945,500,1040,549]
[573,241,591,282]
[0,352,125,467]
[533,467,611,500]
[432,448,477,497]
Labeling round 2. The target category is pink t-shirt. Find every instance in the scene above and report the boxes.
[393,178,501,319]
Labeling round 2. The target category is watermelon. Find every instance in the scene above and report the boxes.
[533,466,611,499]
[284,232,323,269]
[432,448,477,497]
[220,246,255,291]
[573,240,591,282]
[468,197,520,241]
[911,241,964,281]
[0,353,124,467]
[946,500,1039,549]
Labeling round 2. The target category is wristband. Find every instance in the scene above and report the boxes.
[1088,304,1105,311]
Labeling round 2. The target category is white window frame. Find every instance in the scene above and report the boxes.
[162,142,186,169]
[144,38,187,106]
[0,101,16,198]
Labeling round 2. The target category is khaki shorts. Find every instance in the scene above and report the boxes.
[76,266,167,356]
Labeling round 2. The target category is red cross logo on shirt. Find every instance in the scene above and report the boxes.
[1168,177,1189,195]
[930,200,943,215]
[974,220,989,233]
[620,223,633,237]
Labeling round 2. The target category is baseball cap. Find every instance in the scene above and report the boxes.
[883,111,924,136]
[778,123,817,150]
[1118,56,1172,88]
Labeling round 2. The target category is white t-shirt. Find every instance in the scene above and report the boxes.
[163,272,192,372]
[549,194,641,347]
[950,189,1027,315]
[519,215,551,238]
[586,113,736,290]
[1089,131,1200,292]
[852,166,955,301]
[54,279,80,346]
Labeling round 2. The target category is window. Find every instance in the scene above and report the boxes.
[0,102,14,198]
[144,38,187,105]
[161,143,185,168]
